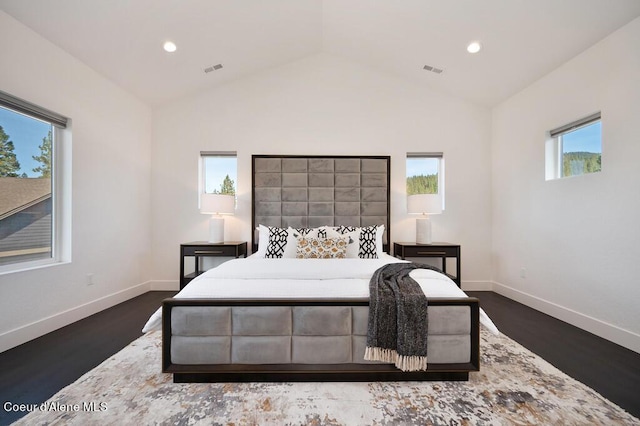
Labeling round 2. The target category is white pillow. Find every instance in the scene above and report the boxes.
[375,224,385,257]
[285,227,323,257]
[255,224,270,257]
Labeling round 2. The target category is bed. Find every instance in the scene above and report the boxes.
[143,155,497,382]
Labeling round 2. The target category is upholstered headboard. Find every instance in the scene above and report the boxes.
[252,155,391,253]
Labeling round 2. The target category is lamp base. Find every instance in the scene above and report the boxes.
[209,216,225,243]
[416,217,432,244]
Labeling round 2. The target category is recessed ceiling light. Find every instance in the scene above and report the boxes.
[163,41,177,53]
[466,41,482,54]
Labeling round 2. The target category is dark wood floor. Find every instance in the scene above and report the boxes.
[1,291,639,424]
[0,291,175,425]
[467,291,640,419]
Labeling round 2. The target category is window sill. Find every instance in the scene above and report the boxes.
[0,258,71,276]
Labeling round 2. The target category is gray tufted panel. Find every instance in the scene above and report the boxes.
[170,305,472,365]
[252,155,390,252]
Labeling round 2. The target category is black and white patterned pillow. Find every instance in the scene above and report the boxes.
[335,225,378,259]
[317,227,327,239]
[265,226,289,258]
[291,227,327,239]
[293,227,315,237]
[358,225,378,259]
[335,225,357,235]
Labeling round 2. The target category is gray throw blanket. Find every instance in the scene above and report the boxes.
[364,262,440,371]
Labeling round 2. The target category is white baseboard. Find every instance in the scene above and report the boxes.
[492,281,640,354]
[0,281,151,353]
[149,280,179,291]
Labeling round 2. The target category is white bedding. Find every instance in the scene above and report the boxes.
[142,253,499,334]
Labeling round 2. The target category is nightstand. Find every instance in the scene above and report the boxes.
[393,242,461,287]
[180,241,247,289]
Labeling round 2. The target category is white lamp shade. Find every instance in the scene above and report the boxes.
[407,194,442,215]
[200,194,235,215]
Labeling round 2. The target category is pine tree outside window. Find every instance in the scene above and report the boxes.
[200,151,237,196]
[406,153,445,210]
[546,113,602,181]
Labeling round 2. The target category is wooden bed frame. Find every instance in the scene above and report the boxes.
[161,155,481,382]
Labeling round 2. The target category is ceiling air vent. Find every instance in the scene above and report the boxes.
[204,64,224,73]
[423,65,443,74]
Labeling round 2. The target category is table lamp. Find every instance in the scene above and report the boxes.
[407,194,442,244]
[200,194,235,243]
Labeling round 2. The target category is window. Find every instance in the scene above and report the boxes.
[200,151,237,195]
[0,90,69,271]
[406,152,445,207]
[546,113,601,180]
[407,152,445,210]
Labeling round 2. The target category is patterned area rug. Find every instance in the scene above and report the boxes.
[14,330,638,425]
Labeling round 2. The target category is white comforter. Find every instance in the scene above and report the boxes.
[142,254,499,334]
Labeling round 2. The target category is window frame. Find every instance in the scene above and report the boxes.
[199,151,237,204]
[0,91,70,274]
[546,112,602,181]
[406,152,445,210]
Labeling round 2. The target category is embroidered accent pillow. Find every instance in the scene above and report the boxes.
[285,227,321,257]
[326,227,360,258]
[296,237,348,259]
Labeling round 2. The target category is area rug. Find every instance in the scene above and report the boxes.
[13,330,639,425]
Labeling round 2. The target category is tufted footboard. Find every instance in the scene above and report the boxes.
[162,297,480,382]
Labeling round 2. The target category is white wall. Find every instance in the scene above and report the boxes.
[0,11,152,352]
[491,17,640,352]
[3,5,637,356]
[151,53,492,289]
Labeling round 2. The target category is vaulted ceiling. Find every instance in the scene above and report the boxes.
[2,0,639,107]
